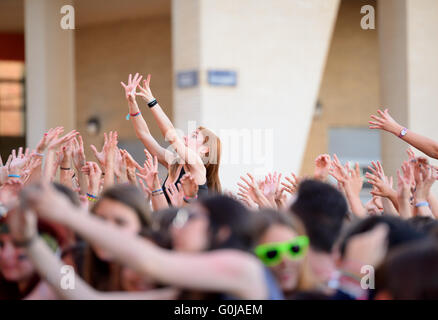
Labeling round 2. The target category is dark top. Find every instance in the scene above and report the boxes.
[162,166,208,204]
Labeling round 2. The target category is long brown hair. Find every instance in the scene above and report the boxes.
[83,184,151,291]
[168,126,222,193]
[198,126,221,193]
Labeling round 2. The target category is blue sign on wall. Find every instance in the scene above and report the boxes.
[208,70,237,86]
[176,71,198,88]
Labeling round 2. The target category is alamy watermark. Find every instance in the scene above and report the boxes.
[361,5,375,30]
[60,5,75,30]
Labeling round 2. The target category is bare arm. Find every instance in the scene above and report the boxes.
[26,236,179,300]
[370,109,438,159]
[28,184,267,299]
[136,74,206,183]
[121,74,175,168]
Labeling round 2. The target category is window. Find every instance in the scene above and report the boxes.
[0,60,25,137]
[328,127,381,202]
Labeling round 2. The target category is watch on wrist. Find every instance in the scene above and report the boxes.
[399,127,408,138]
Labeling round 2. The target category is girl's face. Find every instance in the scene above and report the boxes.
[183,130,205,154]
[258,225,303,293]
[170,203,209,252]
[0,234,35,282]
[92,199,142,261]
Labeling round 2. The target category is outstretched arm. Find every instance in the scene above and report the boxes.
[136,74,206,184]
[369,109,438,159]
[121,74,175,168]
[8,209,178,300]
[24,183,267,299]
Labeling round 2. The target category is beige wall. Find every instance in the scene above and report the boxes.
[173,0,340,190]
[75,16,172,158]
[25,0,75,149]
[378,0,408,179]
[301,0,380,175]
[380,0,438,179]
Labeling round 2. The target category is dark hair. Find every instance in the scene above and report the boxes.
[339,215,428,258]
[83,184,151,291]
[376,239,438,299]
[290,180,348,253]
[408,216,438,235]
[92,184,151,227]
[199,195,257,252]
[53,182,81,207]
[144,208,179,250]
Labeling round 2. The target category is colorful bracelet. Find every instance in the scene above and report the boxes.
[148,99,158,108]
[8,174,20,178]
[415,201,429,208]
[125,111,141,120]
[152,188,163,194]
[86,193,98,199]
[183,195,198,203]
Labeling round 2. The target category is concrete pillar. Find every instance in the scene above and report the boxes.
[25,0,75,149]
[172,0,340,189]
[379,0,438,177]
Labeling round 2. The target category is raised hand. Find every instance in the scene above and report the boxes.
[136,74,155,104]
[0,178,23,209]
[415,165,437,203]
[396,169,412,218]
[261,172,278,202]
[121,149,142,171]
[180,172,199,198]
[314,154,331,181]
[72,136,86,171]
[121,73,143,103]
[330,155,366,217]
[167,183,184,207]
[81,161,102,196]
[238,173,274,208]
[281,172,299,195]
[369,108,403,136]
[237,188,258,209]
[47,130,79,151]
[9,148,30,176]
[138,179,152,200]
[90,132,109,168]
[22,152,43,183]
[365,161,394,199]
[401,160,415,190]
[0,154,12,185]
[114,149,128,182]
[137,149,159,190]
[36,127,64,154]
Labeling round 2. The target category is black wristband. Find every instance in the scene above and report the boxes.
[148,99,158,108]
[60,167,71,171]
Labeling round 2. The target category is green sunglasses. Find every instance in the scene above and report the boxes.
[255,235,309,267]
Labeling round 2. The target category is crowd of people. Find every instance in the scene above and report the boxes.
[0,73,438,300]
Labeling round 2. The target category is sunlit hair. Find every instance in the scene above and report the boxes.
[198,126,222,193]
[169,126,222,193]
